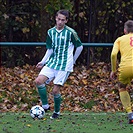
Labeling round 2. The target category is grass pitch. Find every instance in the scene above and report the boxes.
[0,112,133,133]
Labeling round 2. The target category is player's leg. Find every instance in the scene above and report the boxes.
[50,84,61,119]
[50,71,70,119]
[119,83,133,124]
[119,83,132,113]
[118,66,133,124]
[34,66,54,112]
[34,75,50,111]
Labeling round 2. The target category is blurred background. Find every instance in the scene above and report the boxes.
[1,0,133,67]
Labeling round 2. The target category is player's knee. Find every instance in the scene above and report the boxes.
[118,82,127,92]
[52,89,58,95]
[119,82,127,88]
[34,78,42,86]
[52,86,60,95]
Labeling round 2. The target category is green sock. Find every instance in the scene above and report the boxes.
[54,94,61,113]
[37,84,48,105]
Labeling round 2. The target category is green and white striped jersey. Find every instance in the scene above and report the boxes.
[45,25,82,72]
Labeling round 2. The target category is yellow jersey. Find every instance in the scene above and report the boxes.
[111,33,133,72]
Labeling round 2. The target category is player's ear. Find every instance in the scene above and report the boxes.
[55,16,58,21]
[124,29,127,34]
[65,20,68,23]
[65,18,68,23]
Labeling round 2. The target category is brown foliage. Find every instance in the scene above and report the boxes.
[0,62,133,113]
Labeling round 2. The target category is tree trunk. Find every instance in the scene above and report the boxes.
[40,0,49,42]
[74,0,79,32]
[6,0,13,41]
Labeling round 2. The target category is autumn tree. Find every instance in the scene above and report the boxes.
[1,0,133,67]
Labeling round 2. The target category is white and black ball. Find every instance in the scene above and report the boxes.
[30,105,45,119]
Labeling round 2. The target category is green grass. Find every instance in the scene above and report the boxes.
[0,112,133,133]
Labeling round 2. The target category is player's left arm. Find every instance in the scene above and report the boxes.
[71,31,83,64]
[111,38,120,72]
[110,38,119,79]
[73,46,83,64]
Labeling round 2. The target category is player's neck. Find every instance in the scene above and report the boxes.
[56,25,65,30]
[56,29,63,33]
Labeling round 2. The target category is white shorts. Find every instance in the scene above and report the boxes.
[39,66,70,86]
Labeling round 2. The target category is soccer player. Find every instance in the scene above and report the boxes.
[110,20,133,124]
[34,9,83,119]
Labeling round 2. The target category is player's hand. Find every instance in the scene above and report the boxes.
[36,62,44,69]
[73,59,76,65]
[110,71,116,80]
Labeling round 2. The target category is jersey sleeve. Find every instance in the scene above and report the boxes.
[111,38,120,72]
[46,32,52,49]
[71,31,82,47]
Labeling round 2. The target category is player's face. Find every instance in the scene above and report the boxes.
[55,13,68,30]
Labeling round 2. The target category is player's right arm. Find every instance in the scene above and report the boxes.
[36,32,53,69]
[36,49,53,69]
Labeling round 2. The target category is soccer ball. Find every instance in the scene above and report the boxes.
[30,105,45,119]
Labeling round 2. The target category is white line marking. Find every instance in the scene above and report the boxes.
[0,112,126,116]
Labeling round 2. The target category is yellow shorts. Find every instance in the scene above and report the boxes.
[118,66,133,85]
